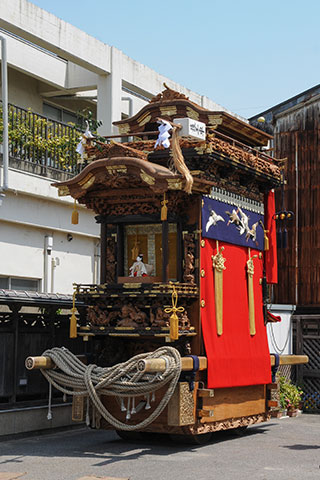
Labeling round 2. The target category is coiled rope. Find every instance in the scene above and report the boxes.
[40,346,181,431]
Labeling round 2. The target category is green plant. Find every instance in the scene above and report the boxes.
[0,106,82,170]
[278,376,303,410]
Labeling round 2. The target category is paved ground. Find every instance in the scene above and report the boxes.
[0,414,319,480]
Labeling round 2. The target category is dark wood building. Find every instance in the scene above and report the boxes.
[250,84,320,309]
[251,86,320,408]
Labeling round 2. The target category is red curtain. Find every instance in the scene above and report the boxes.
[200,238,271,388]
[264,190,278,284]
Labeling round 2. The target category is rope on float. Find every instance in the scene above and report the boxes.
[40,346,181,431]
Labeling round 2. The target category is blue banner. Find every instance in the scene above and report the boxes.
[202,196,265,251]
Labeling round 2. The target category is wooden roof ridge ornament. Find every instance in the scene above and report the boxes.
[150,83,190,104]
[247,248,258,336]
[211,240,226,336]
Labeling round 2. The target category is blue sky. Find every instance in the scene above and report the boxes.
[31,0,320,117]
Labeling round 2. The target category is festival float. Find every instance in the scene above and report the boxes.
[25,86,308,443]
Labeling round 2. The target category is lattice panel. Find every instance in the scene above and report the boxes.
[303,338,320,370]
[303,378,320,412]
[278,365,292,382]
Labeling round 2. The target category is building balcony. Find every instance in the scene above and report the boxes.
[0,102,83,181]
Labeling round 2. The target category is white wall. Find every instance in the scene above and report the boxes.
[0,167,100,294]
[267,305,294,355]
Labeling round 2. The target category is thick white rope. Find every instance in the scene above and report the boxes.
[40,346,181,431]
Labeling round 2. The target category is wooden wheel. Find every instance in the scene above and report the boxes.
[229,426,248,436]
[170,432,212,445]
[115,430,143,441]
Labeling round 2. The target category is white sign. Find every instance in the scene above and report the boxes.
[175,117,206,141]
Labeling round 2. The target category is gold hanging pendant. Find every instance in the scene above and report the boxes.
[259,220,269,251]
[161,192,168,221]
[71,199,79,225]
[264,230,269,251]
[164,284,185,341]
[69,285,78,338]
[247,248,258,336]
[211,240,226,336]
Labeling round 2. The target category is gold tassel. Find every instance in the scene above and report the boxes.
[161,193,168,221]
[264,230,269,251]
[259,221,269,251]
[247,248,258,336]
[164,284,185,341]
[169,312,179,341]
[71,199,79,225]
[211,240,226,336]
[69,286,78,338]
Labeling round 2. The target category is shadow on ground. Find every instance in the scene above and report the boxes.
[0,423,271,468]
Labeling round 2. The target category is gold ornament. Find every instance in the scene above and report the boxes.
[164,284,185,341]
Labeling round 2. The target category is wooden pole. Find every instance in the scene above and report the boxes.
[25,354,308,372]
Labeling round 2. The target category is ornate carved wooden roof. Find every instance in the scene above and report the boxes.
[114,85,272,147]
[53,155,215,215]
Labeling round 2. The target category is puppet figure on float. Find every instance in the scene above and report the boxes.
[129,254,153,277]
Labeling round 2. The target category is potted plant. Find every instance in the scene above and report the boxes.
[279,376,303,417]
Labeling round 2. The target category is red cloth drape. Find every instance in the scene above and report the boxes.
[200,239,271,388]
[264,190,278,284]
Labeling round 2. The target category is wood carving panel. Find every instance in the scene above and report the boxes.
[106,236,116,283]
[183,233,196,284]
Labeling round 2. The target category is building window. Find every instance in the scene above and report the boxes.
[43,103,79,126]
[0,277,40,292]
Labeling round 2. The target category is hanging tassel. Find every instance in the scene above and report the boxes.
[47,382,52,420]
[69,286,78,338]
[151,391,155,403]
[282,227,288,249]
[247,248,258,336]
[145,394,151,410]
[71,199,79,225]
[259,221,269,251]
[131,397,136,415]
[264,230,269,251]
[169,312,179,341]
[171,123,194,194]
[63,393,67,403]
[164,284,185,341]
[161,192,168,221]
[126,398,131,420]
[86,397,90,426]
[120,397,126,412]
[277,229,282,249]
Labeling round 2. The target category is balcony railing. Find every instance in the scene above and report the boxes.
[0,102,83,179]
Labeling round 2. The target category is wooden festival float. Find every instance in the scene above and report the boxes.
[26,86,308,443]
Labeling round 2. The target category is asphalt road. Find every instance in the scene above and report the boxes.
[0,414,319,480]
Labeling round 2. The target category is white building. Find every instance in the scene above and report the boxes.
[0,0,231,295]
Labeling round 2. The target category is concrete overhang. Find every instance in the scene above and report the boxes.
[0,0,111,75]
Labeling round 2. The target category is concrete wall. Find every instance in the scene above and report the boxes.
[0,168,100,294]
[0,404,77,436]
[7,67,42,112]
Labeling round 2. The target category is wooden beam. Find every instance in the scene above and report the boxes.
[137,356,208,373]
[26,354,308,373]
[270,354,308,366]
